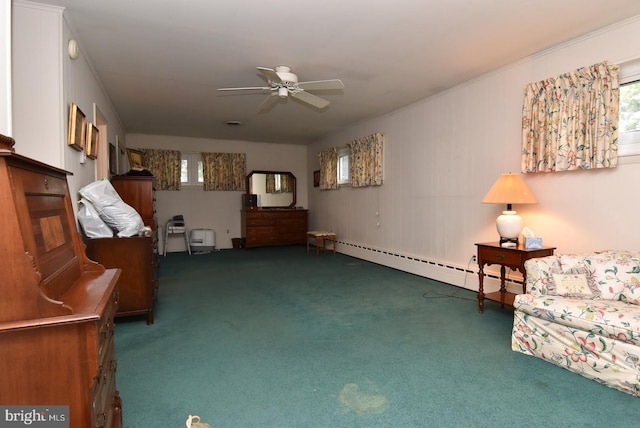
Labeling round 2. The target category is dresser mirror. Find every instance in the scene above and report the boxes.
[246,170,296,208]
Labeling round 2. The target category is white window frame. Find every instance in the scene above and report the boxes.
[619,58,640,157]
[337,146,350,185]
[181,152,203,187]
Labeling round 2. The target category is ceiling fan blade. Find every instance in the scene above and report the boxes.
[290,90,330,109]
[257,67,282,83]
[258,92,280,113]
[217,86,271,92]
[297,79,344,91]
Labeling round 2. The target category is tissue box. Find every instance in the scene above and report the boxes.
[525,237,543,249]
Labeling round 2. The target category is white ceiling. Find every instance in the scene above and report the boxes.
[28,0,640,145]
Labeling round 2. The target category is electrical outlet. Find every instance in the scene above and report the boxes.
[471,255,477,263]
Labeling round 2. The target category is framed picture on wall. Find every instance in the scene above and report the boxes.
[313,170,320,187]
[126,148,145,170]
[67,103,86,151]
[85,122,99,159]
[109,143,117,175]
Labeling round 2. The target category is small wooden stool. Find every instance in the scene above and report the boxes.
[307,231,337,255]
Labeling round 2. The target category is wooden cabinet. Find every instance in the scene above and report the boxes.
[85,236,156,324]
[242,209,308,248]
[0,135,122,428]
[111,175,157,230]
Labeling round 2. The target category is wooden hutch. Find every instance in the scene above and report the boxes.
[0,135,123,427]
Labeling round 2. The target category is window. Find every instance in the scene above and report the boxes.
[619,59,640,157]
[274,173,282,192]
[181,152,203,186]
[338,147,350,185]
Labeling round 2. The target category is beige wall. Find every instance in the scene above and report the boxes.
[11,1,126,212]
[1,0,11,136]
[308,16,640,292]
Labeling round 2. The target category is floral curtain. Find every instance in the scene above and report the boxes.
[348,133,383,187]
[201,152,246,191]
[280,174,292,193]
[318,147,338,190]
[140,148,181,190]
[266,173,293,194]
[521,61,620,173]
[266,173,276,193]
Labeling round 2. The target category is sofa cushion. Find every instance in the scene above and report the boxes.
[585,254,640,300]
[551,273,593,296]
[514,293,640,343]
[545,255,600,298]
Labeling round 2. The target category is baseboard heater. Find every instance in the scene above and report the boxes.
[338,240,523,291]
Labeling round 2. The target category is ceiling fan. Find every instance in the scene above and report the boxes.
[217,66,344,112]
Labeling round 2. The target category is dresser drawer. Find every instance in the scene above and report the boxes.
[14,168,67,196]
[279,218,307,229]
[97,292,118,358]
[246,218,278,227]
[92,335,118,428]
[246,227,278,239]
[480,247,522,267]
[275,211,306,219]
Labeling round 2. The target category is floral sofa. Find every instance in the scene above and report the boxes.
[511,250,640,397]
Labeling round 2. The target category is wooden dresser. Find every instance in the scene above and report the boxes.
[85,235,156,324]
[0,135,122,428]
[242,209,308,248]
[86,175,158,324]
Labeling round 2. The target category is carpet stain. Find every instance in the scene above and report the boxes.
[338,380,389,415]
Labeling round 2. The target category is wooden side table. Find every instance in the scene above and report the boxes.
[475,242,555,313]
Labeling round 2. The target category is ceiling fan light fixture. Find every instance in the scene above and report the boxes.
[218,65,343,111]
[274,65,297,84]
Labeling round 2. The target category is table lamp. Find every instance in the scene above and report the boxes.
[481,173,538,246]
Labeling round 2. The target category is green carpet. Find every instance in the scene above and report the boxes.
[115,246,640,427]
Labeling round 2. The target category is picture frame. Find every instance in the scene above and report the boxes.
[85,122,99,159]
[313,170,320,188]
[109,143,117,175]
[126,148,145,170]
[67,103,86,151]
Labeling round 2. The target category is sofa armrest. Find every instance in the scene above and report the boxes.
[525,255,561,296]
